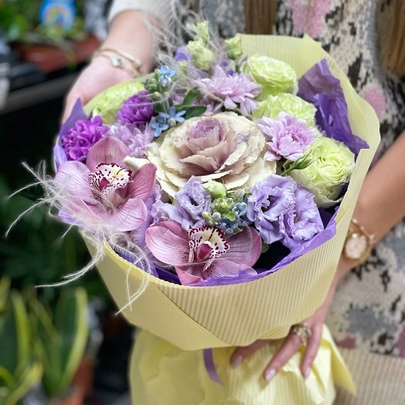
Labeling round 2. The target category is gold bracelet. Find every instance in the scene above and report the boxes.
[92,48,143,77]
[92,53,136,77]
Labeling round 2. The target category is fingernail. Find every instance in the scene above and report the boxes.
[265,368,276,382]
[231,355,243,368]
[304,367,310,378]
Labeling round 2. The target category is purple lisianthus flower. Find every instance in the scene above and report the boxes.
[60,115,109,162]
[116,90,154,125]
[280,185,324,250]
[195,65,262,116]
[247,174,323,250]
[159,177,212,230]
[256,113,317,162]
[109,123,154,158]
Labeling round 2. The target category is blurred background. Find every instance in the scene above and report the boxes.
[0,1,133,404]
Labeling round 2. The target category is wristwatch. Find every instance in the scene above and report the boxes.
[343,218,376,264]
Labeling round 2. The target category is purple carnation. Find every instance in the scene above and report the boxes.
[60,115,109,162]
[247,174,323,250]
[256,113,317,162]
[109,123,154,158]
[116,90,155,125]
[159,177,212,230]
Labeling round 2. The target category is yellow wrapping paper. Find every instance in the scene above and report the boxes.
[129,326,355,405]
[84,35,380,402]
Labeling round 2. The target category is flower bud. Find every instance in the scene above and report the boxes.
[225,35,243,59]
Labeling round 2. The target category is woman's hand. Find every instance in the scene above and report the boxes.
[229,257,353,382]
[61,9,159,123]
[61,57,133,123]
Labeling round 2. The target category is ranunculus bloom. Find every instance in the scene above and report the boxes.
[145,221,261,285]
[247,174,323,250]
[54,137,156,233]
[242,54,298,100]
[146,112,276,197]
[256,113,318,161]
[289,136,355,208]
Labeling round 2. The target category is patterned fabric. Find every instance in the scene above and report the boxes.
[109,0,405,402]
[194,0,405,361]
[276,0,405,360]
[175,0,405,402]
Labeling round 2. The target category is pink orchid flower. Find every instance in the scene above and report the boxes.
[145,221,262,285]
[54,136,156,233]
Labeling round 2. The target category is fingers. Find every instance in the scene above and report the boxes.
[230,339,270,368]
[300,322,323,378]
[62,91,83,124]
[262,332,303,382]
[230,324,323,383]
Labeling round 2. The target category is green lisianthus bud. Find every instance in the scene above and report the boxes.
[289,136,355,208]
[242,54,298,100]
[187,40,215,71]
[225,35,243,60]
[253,93,317,126]
[203,180,227,198]
[144,78,159,93]
[192,21,211,44]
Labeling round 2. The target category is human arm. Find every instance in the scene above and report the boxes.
[61,9,159,122]
[230,130,405,380]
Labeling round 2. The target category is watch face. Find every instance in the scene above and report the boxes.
[344,232,368,260]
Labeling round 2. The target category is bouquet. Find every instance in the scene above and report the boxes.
[41,22,380,402]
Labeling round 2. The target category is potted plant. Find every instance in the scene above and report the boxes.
[0,277,43,405]
[28,287,89,405]
[0,0,100,73]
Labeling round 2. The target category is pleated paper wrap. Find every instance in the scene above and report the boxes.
[84,35,380,402]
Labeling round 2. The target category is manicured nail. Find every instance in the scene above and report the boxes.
[231,355,243,368]
[265,368,276,382]
[304,367,310,378]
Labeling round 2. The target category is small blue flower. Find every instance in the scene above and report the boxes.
[159,65,176,77]
[159,107,186,127]
[150,115,169,137]
[158,65,177,89]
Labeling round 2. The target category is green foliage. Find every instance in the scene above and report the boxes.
[0,0,86,44]
[29,287,89,398]
[0,278,43,405]
[0,175,108,304]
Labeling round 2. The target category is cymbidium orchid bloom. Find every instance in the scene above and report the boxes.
[145,221,261,285]
[54,136,156,233]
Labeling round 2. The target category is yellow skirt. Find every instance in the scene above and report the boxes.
[129,327,355,405]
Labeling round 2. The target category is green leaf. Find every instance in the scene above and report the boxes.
[181,89,199,107]
[54,288,88,396]
[184,106,207,119]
